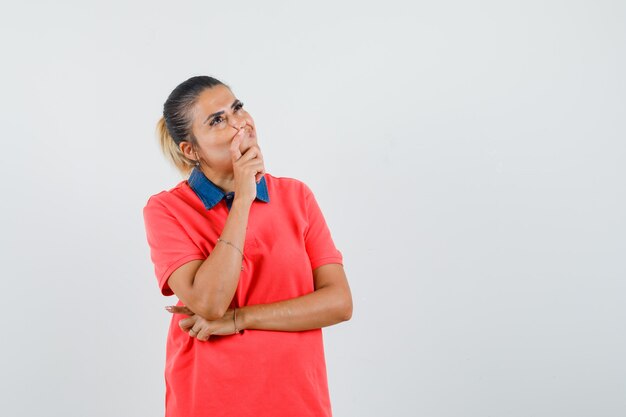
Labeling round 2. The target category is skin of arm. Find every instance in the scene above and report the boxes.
[239,263,353,331]
[174,263,353,337]
[168,197,252,321]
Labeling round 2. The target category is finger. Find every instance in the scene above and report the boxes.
[230,130,246,161]
[238,146,260,162]
[196,327,212,341]
[255,163,266,183]
[165,306,194,315]
[179,317,196,330]
[249,161,265,183]
[188,324,202,337]
[239,155,265,173]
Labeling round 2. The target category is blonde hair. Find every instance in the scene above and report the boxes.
[156,116,197,176]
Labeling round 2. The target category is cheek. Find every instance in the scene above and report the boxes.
[209,145,233,163]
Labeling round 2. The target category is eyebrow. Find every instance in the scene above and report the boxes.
[202,99,241,125]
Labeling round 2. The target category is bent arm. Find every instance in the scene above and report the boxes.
[168,198,251,320]
[238,263,353,331]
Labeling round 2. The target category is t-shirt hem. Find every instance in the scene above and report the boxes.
[158,253,206,296]
[310,256,344,270]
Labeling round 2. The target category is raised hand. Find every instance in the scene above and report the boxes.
[230,128,265,204]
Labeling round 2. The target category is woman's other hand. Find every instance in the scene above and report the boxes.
[167,306,238,341]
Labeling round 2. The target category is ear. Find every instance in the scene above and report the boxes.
[179,141,195,161]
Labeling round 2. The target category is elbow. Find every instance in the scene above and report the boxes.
[192,296,229,321]
[332,285,353,322]
[339,297,353,322]
[343,304,353,321]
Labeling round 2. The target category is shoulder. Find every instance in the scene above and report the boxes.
[143,179,194,212]
[264,173,314,198]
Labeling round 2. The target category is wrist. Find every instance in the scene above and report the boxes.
[237,305,253,330]
[233,308,241,334]
[231,198,252,211]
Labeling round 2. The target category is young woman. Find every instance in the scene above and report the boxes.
[142,75,353,417]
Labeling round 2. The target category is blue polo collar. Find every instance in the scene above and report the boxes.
[187,166,270,210]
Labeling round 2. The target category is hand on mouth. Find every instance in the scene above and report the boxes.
[234,126,257,152]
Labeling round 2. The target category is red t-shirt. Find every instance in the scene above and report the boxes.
[142,168,343,417]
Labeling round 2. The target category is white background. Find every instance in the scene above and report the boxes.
[1,1,625,416]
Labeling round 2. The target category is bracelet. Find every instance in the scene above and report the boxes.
[233,307,240,334]
[217,237,245,271]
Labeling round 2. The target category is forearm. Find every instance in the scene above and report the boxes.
[191,198,250,318]
[238,285,352,332]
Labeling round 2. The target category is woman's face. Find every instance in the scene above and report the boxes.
[182,84,258,174]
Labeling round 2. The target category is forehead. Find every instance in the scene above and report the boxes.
[194,84,235,118]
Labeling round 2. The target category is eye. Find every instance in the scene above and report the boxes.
[234,101,244,112]
[209,116,224,126]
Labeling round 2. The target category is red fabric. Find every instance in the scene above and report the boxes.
[143,173,343,417]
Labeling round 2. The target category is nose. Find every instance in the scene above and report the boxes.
[229,115,246,131]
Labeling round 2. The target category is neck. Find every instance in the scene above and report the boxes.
[200,167,235,194]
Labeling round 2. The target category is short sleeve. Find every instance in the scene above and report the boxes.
[303,184,343,270]
[142,196,206,296]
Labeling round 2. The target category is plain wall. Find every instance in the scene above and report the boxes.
[1,1,624,416]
